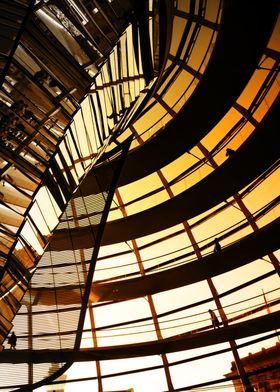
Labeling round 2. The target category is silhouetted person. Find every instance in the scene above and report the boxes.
[208,309,220,329]
[34,70,47,84]
[11,100,25,115]
[11,102,19,112]
[226,148,235,157]
[23,105,38,124]
[48,78,59,88]
[8,331,17,350]
[213,238,221,252]
[0,115,10,131]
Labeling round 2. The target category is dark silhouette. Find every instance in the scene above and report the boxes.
[0,114,11,132]
[208,309,220,329]
[213,238,221,252]
[226,148,235,157]
[11,100,25,115]
[34,70,48,84]
[48,78,59,88]
[8,331,17,350]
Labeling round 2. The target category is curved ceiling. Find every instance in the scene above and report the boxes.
[50,96,280,249]
[79,0,279,192]
[1,1,279,391]
[28,216,280,306]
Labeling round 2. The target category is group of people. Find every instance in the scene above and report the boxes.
[0,114,26,150]
[0,99,39,150]
[11,99,37,124]
[34,70,59,89]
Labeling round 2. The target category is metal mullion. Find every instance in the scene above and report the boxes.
[7,258,30,287]
[117,41,125,111]
[63,134,80,183]
[80,103,95,157]
[67,125,86,173]
[112,48,121,111]
[43,170,66,212]
[264,48,280,62]
[27,212,48,249]
[95,90,106,142]
[70,122,87,171]
[168,53,203,78]
[16,234,37,264]
[160,21,203,97]
[181,16,202,64]
[138,1,154,85]
[124,31,134,103]
[107,58,118,118]
[51,157,71,200]
[130,16,139,74]
[57,148,77,192]
[248,63,280,113]
[73,137,132,352]
[175,0,196,62]
[48,248,63,351]
[33,198,52,236]
[174,9,221,31]
[99,70,112,135]
[89,94,103,148]
[99,62,114,111]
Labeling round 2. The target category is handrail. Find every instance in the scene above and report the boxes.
[0,311,279,364]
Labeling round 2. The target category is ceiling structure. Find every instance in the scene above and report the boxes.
[0,0,279,391]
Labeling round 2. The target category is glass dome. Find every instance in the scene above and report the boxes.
[0,1,279,391]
